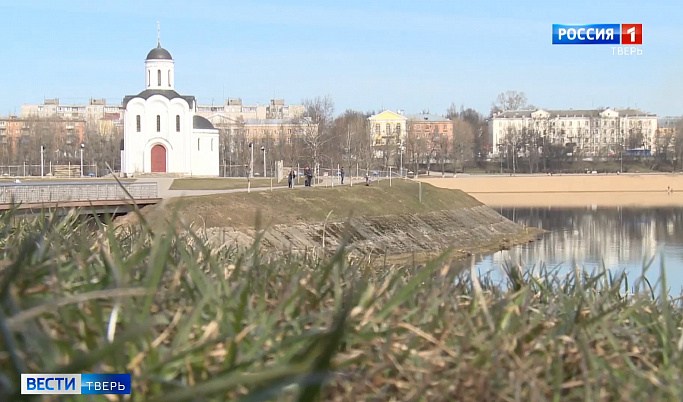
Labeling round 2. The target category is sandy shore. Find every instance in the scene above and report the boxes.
[419,174,683,207]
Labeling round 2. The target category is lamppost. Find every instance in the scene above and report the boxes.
[40,145,45,177]
[248,142,254,178]
[399,141,404,177]
[80,143,85,177]
[261,146,266,178]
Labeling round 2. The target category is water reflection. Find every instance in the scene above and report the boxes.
[464,207,683,294]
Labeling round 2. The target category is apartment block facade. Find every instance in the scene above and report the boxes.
[195,98,305,120]
[0,115,86,163]
[489,108,658,156]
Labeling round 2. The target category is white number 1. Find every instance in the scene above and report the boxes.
[627,27,636,42]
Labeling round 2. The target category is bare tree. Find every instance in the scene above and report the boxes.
[452,118,475,172]
[300,96,335,172]
[491,90,533,115]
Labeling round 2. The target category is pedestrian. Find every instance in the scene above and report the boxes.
[340,167,345,184]
[365,173,370,186]
[306,167,313,187]
[288,169,295,188]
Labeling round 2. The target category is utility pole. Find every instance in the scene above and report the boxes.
[261,146,266,178]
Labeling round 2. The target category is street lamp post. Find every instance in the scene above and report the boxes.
[80,143,85,177]
[40,145,45,177]
[248,143,254,179]
[261,146,266,178]
[399,142,404,177]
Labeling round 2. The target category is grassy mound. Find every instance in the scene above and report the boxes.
[138,179,482,229]
[1,210,682,400]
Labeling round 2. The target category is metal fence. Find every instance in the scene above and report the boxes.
[0,164,102,177]
[0,182,158,204]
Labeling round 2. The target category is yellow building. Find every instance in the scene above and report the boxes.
[367,110,407,148]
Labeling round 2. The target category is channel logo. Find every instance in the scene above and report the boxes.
[21,374,131,395]
[552,24,642,45]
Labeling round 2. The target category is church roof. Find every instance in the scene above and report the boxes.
[123,89,195,108]
[146,45,173,60]
[193,115,216,130]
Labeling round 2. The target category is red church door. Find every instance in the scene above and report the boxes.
[150,144,167,173]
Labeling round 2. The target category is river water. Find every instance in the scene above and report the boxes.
[463,207,683,294]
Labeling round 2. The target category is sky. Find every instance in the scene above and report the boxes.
[1,0,682,118]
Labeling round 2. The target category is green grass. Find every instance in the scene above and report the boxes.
[170,178,287,190]
[1,207,683,401]
[140,179,481,230]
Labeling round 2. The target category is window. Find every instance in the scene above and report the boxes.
[136,115,141,132]
[147,71,150,87]
[168,70,171,86]
[197,138,200,151]
[211,139,214,151]
[386,123,391,134]
[176,115,180,132]
[156,115,160,132]
[396,123,401,136]
[157,70,161,86]
[375,124,380,134]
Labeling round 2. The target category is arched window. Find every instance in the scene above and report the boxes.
[156,115,161,132]
[176,115,180,132]
[375,124,380,134]
[197,138,200,151]
[157,70,161,86]
[147,71,150,87]
[136,115,141,132]
[395,123,401,136]
[168,70,171,86]
[211,139,214,151]
[386,123,391,135]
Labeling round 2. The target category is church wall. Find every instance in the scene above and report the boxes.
[191,129,220,176]
[123,96,194,175]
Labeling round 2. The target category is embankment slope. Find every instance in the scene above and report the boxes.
[123,180,539,261]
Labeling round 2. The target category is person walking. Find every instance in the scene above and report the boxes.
[306,166,313,187]
[288,169,296,188]
[340,167,345,185]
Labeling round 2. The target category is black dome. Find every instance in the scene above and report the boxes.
[193,115,215,130]
[146,45,172,60]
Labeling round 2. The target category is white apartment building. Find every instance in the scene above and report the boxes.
[196,98,305,121]
[489,108,658,156]
[21,98,123,121]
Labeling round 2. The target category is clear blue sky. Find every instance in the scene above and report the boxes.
[1,0,681,117]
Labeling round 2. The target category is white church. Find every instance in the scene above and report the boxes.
[121,40,219,176]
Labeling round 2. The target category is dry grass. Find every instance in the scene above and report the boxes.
[132,179,482,230]
[1,207,682,401]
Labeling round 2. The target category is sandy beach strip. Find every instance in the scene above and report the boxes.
[419,174,683,207]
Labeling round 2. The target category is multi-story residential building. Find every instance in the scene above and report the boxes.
[21,98,124,121]
[0,115,86,162]
[196,98,305,121]
[406,112,453,149]
[489,108,658,156]
[205,114,316,152]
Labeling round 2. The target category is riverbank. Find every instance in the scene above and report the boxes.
[120,179,539,261]
[420,173,683,207]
